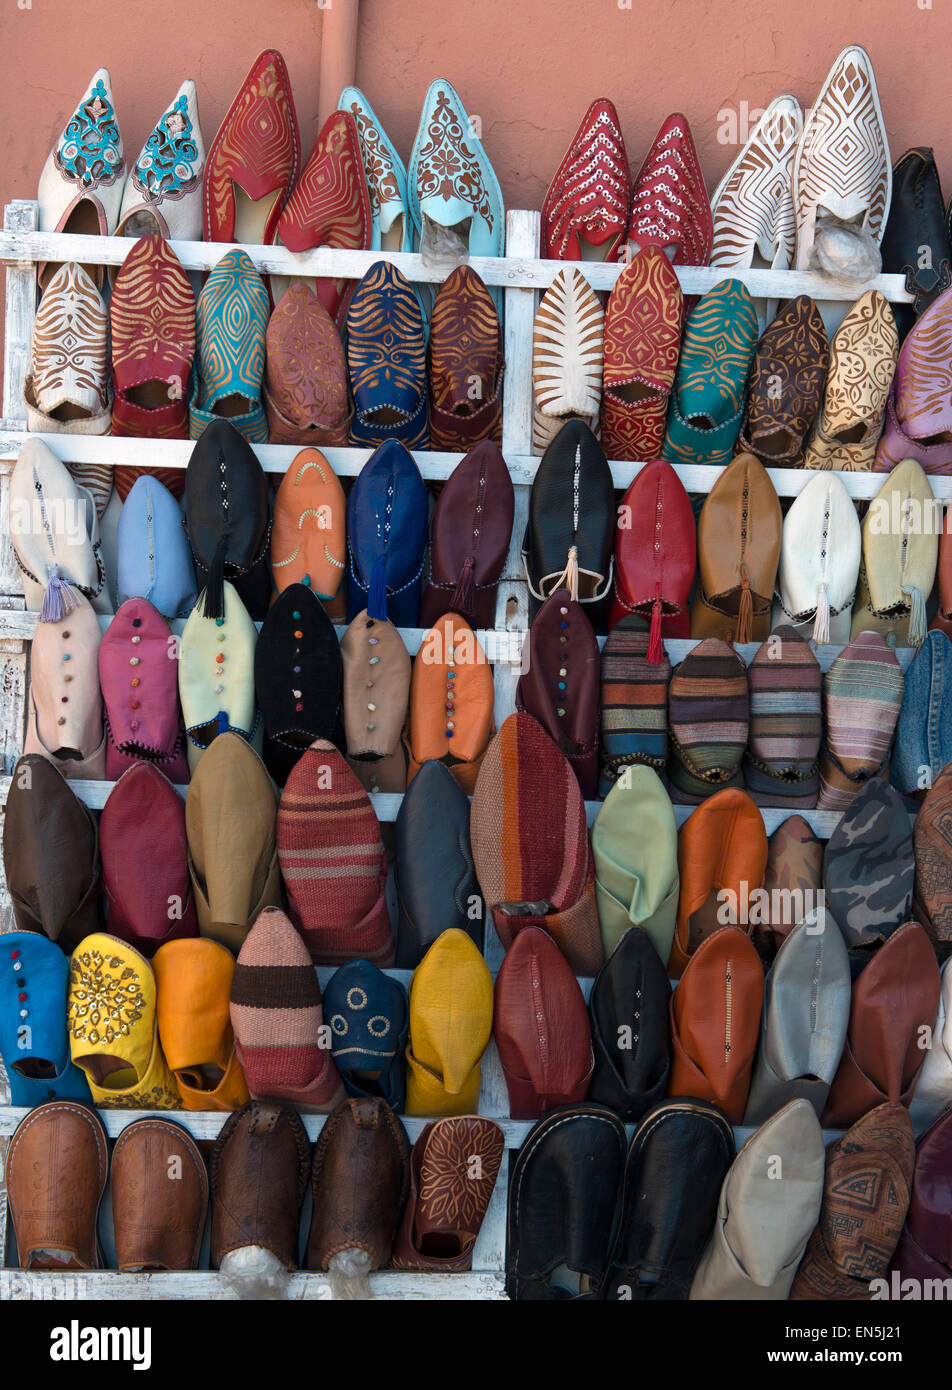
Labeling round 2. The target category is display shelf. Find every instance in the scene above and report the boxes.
[0,199,924,1300]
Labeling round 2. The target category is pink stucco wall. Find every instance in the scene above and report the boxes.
[1,0,948,269]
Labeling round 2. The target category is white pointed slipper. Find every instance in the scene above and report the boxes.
[792,45,891,273]
[710,95,802,270]
[532,266,604,453]
[116,79,205,243]
[37,68,126,288]
[24,262,111,437]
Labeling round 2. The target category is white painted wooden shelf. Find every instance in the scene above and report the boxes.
[0,198,923,1301]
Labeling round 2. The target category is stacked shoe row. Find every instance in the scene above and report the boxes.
[27,245,503,453]
[39,56,503,277]
[5,1096,504,1279]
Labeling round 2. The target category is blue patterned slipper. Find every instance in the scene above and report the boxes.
[346,260,429,449]
[190,249,270,444]
[347,439,428,627]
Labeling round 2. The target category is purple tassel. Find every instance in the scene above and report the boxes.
[40,566,79,624]
[367,554,388,622]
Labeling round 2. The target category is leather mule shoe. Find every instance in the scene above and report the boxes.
[391,1115,504,1271]
[739,296,828,465]
[587,925,671,1122]
[603,1099,735,1301]
[541,98,630,262]
[531,266,604,453]
[189,252,270,445]
[691,1100,824,1300]
[307,1097,410,1275]
[627,113,712,267]
[26,262,111,437]
[346,261,429,450]
[0,933,91,1107]
[338,87,412,253]
[506,1104,627,1300]
[322,959,409,1112]
[7,1101,107,1269]
[153,937,249,1112]
[111,1118,208,1271]
[117,79,205,243]
[881,148,952,330]
[211,1099,310,1271]
[711,95,801,271]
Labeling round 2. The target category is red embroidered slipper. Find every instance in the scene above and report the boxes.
[542,98,631,262]
[627,113,713,268]
[601,246,684,460]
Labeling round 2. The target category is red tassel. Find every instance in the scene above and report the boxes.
[647,587,664,664]
[450,555,476,622]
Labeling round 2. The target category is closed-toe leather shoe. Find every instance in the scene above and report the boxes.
[346,262,429,450]
[894,635,952,801]
[322,960,409,1111]
[603,1098,735,1300]
[471,712,603,977]
[913,764,952,939]
[598,618,672,794]
[669,788,768,978]
[0,933,92,1106]
[710,95,801,271]
[690,452,782,644]
[6,1100,107,1269]
[755,813,824,957]
[523,420,615,630]
[68,932,180,1108]
[25,263,111,436]
[592,765,679,963]
[277,740,393,966]
[408,78,505,266]
[739,296,828,465]
[611,457,696,643]
[516,589,600,799]
[817,631,904,812]
[178,582,259,773]
[210,1098,310,1270]
[662,279,758,467]
[880,148,952,331]
[407,613,494,796]
[230,906,344,1111]
[627,114,712,267]
[792,45,891,273]
[890,1108,952,1281]
[852,458,937,647]
[531,267,604,453]
[744,909,850,1124]
[264,288,353,449]
[341,609,411,794]
[255,583,343,785]
[775,472,861,645]
[111,1118,207,1271]
[109,235,194,446]
[600,247,684,461]
[153,936,249,1111]
[24,594,105,780]
[744,625,822,809]
[428,266,504,452]
[346,439,428,626]
[802,290,898,470]
[418,439,515,631]
[404,928,493,1116]
[910,959,952,1133]
[272,110,371,318]
[391,1115,504,1271]
[875,286,952,475]
[338,87,412,253]
[189,251,270,445]
[101,763,197,955]
[791,1102,914,1300]
[541,98,630,263]
[692,1099,824,1300]
[588,926,671,1121]
[11,438,107,619]
[270,449,347,617]
[822,921,941,1128]
[183,419,272,622]
[101,597,189,782]
[667,639,749,805]
[494,927,593,1120]
[117,79,205,242]
[185,731,282,952]
[823,779,915,949]
[203,49,299,246]
[506,1103,627,1300]
[116,475,196,613]
[307,1097,410,1273]
[668,925,764,1122]
[37,69,125,289]
[2,753,100,950]
[393,758,482,969]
